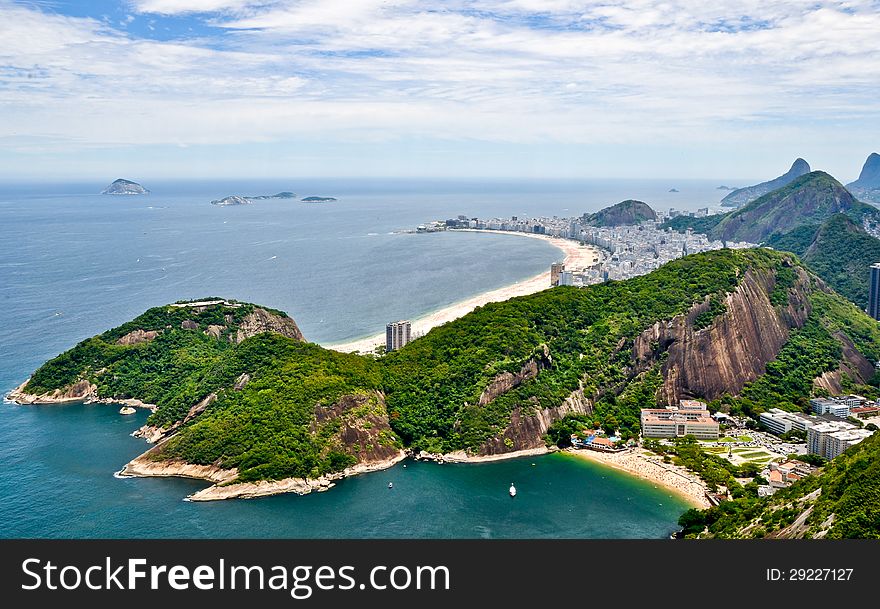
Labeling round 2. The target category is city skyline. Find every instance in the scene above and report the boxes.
[1,1,879,181]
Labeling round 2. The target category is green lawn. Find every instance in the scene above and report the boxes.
[738,435,753,442]
[738,451,771,459]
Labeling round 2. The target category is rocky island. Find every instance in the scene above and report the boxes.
[211,195,252,206]
[9,247,880,509]
[101,179,149,195]
[211,192,297,206]
[301,196,337,202]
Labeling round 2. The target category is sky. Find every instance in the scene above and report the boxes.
[0,0,879,181]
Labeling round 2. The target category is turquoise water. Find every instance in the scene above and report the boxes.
[0,402,690,538]
[0,179,720,538]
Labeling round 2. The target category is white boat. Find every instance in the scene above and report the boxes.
[509,483,517,497]
[119,406,136,415]
[388,482,393,489]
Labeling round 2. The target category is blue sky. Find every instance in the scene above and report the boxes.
[1,0,879,181]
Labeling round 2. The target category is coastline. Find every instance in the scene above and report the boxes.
[118,447,408,501]
[327,230,605,353]
[564,447,711,509]
[6,380,157,411]
[416,446,555,464]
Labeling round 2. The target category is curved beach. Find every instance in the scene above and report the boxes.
[566,448,712,508]
[327,230,604,353]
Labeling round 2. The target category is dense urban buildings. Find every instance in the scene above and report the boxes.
[640,400,720,440]
[870,262,880,320]
[385,320,412,352]
[417,211,754,287]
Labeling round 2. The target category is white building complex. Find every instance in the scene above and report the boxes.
[759,408,815,435]
[640,400,720,440]
[807,420,874,459]
[809,397,862,418]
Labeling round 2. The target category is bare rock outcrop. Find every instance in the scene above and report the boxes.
[313,392,401,464]
[233,373,251,391]
[234,308,305,343]
[478,345,552,406]
[183,393,216,423]
[634,268,812,404]
[477,398,591,456]
[116,329,159,345]
[7,379,97,404]
[204,325,225,339]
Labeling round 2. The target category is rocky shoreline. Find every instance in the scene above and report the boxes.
[413,445,556,464]
[118,447,408,501]
[6,380,157,411]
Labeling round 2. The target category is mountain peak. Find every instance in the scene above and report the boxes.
[720,158,811,208]
[710,170,877,244]
[790,158,811,173]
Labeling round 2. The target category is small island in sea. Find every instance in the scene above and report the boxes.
[668,187,680,193]
[716,185,736,190]
[211,192,297,206]
[211,195,252,206]
[101,178,149,195]
[302,196,337,202]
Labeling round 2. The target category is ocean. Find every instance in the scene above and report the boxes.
[0,178,727,538]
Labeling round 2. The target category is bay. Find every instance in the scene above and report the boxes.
[0,178,721,538]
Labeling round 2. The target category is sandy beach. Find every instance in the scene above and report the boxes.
[327,230,605,353]
[566,447,712,508]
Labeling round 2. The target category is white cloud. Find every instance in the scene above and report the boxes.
[131,0,267,15]
[1,0,879,177]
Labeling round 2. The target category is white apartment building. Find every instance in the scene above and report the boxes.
[385,320,412,352]
[759,408,815,435]
[806,420,875,458]
[824,429,874,460]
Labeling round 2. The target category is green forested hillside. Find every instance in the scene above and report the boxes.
[767,214,880,309]
[17,249,880,487]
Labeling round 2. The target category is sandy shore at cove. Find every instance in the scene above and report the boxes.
[566,447,712,509]
[327,230,604,353]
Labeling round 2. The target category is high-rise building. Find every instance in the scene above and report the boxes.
[550,262,565,287]
[869,263,880,320]
[385,320,412,352]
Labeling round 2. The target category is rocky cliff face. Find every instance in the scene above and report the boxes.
[478,264,818,455]
[478,345,552,406]
[639,267,811,403]
[235,307,305,343]
[313,392,402,465]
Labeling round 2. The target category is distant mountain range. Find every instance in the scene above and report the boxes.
[720,159,811,208]
[101,179,149,195]
[767,214,880,309]
[847,152,880,204]
[582,199,657,226]
[664,171,880,310]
